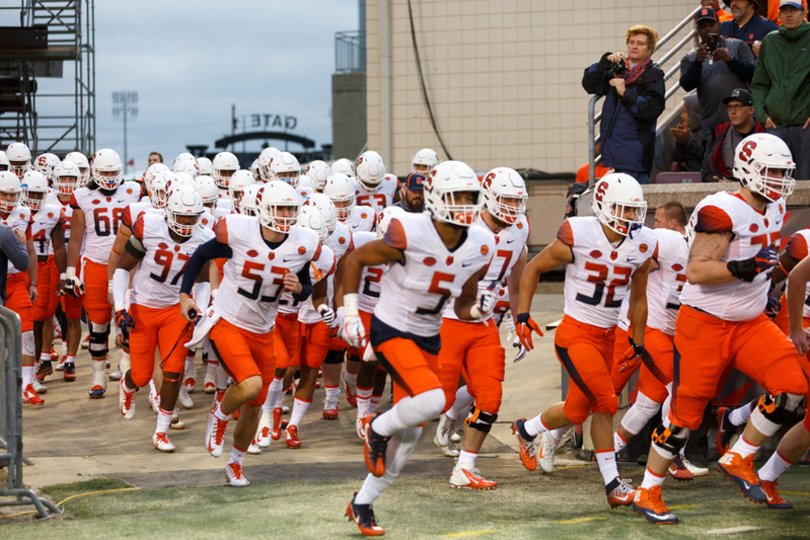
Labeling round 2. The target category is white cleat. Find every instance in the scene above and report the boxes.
[256,410,272,448]
[171,409,185,430]
[537,431,560,474]
[178,385,194,409]
[225,463,250,487]
[356,412,369,440]
[204,365,217,394]
[183,364,197,393]
[433,414,460,457]
[449,463,497,490]
[153,432,176,452]
[682,457,709,477]
[205,410,228,458]
[108,368,122,381]
[148,386,160,414]
[32,379,48,394]
[451,432,462,443]
[282,405,290,414]
[247,439,262,455]
[119,379,136,419]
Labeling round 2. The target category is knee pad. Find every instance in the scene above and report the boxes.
[621,392,662,436]
[751,393,805,436]
[21,330,34,357]
[464,405,498,434]
[324,349,344,365]
[651,420,689,460]
[89,321,110,359]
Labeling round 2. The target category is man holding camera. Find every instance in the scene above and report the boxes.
[680,7,755,143]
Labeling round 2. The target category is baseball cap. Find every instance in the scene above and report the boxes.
[404,172,425,191]
[724,0,760,9]
[780,0,804,9]
[722,88,753,106]
[697,7,719,21]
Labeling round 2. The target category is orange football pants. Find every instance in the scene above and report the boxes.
[374,336,440,404]
[209,318,276,406]
[61,289,83,319]
[610,326,673,404]
[671,305,807,430]
[129,303,193,388]
[32,257,59,321]
[6,272,33,332]
[438,318,505,415]
[554,315,618,424]
[274,313,302,370]
[300,320,332,369]
[81,258,111,324]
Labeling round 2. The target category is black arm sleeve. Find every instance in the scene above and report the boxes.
[179,238,232,296]
[292,263,312,303]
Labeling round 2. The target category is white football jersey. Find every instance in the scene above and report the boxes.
[30,204,62,257]
[70,182,142,264]
[297,245,338,324]
[374,213,495,337]
[1,206,33,275]
[198,210,216,231]
[680,192,784,322]
[353,175,398,213]
[324,221,353,307]
[558,217,657,329]
[343,205,376,234]
[353,231,387,313]
[213,206,231,220]
[781,229,810,318]
[215,196,232,213]
[212,215,320,333]
[444,214,530,323]
[130,213,215,309]
[122,200,161,231]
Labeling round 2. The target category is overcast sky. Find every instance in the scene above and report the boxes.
[7,1,359,170]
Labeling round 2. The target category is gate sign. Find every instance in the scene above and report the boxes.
[234,114,297,131]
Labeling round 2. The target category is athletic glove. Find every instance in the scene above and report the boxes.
[63,266,84,298]
[727,247,778,282]
[503,312,516,342]
[618,337,649,373]
[343,314,366,349]
[515,312,544,351]
[765,290,781,320]
[469,289,497,320]
[115,308,135,330]
[512,335,528,363]
[318,304,337,327]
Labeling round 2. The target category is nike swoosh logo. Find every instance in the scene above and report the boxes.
[626,257,636,262]
[283,257,293,262]
[462,262,474,268]
[506,239,515,244]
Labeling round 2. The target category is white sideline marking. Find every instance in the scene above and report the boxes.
[705,526,764,534]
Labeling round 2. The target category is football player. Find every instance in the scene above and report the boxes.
[6,142,33,179]
[411,148,439,174]
[324,173,376,233]
[304,160,331,192]
[179,181,318,486]
[632,134,807,524]
[268,152,301,186]
[342,160,495,536]
[211,151,239,206]
[353,151,399,212]
[512,173,655,510]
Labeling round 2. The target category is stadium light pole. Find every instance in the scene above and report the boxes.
[112,91,138,175]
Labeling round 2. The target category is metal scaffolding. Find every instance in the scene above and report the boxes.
[0,0,95,156]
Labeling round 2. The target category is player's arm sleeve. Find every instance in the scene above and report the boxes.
[124,236,146,260]
[784,234,808,263]
[292,263,312,303]
[693,205,733,234]
[180,239,233,295]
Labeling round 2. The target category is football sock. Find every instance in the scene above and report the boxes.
[229,445,247,466]
[729,435,759,459]
[355,426,422,505]
[65,354,75,365]
[369,394,381,415]
[596,448,620,485]
[640,467,666,490]
[156,407,173,434]
[356,386,373,417]
[549,426,570,441]
[730,400,756,427]
[343,370,357,386]
[371,388,444,437]
[263,377,284,414]
[458,450,477,467]
[446,386,474,419]
[614,430,629,454]
[325,385,340,402]
[523,413,550,438]
[212,403,229,423]
[217,364,229,390]
[289,397,310,427]
[39,352,50,363]
[22,365,33,388]
[758,450,793,482]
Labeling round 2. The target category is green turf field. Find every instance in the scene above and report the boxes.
[3,465,809,539]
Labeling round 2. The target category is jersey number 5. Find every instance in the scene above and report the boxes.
[237,261,288,303]
[415,271,454,315]
[575,262,631,308]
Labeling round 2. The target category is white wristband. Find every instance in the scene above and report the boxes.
[114,304,125,312]
[59,272,67,280]
[343,293,359,316]
[469,305,482,320]
[66,266,76,279]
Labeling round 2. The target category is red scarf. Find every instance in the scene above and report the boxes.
[617,57,650,86]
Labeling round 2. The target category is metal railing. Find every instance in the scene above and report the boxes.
[587,6,701,185]
[335,30,366,74]
[0,305,59,519]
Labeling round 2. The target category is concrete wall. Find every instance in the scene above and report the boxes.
[332,72,367,162]
[367,0,697,176]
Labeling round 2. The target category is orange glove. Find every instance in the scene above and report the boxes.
[618,340,647,373]
[516,313,544,350]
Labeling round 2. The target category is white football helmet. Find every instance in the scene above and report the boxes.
[734,133,796,202]
[150,170,176,210]
[355,151,386,190]
[482,167,528,225]
[34,153,60,183]
[297,185,316,200]
[0,151,9,172]
[64,151,90,184]
[323,174,356,221]
[424,160,483,227]
[297,204,329,242]
[91,148,124,191]
[172,154,199,178]
[331,158,355,177]
[376,205,407,239]
[165,183,204,237]
[212,152,240,188]
[304,193,338,236]
[297,175,316,191]
[53,160,81,196]
[6,142,32,178]
[269,152,301,186]
[258,147,281,181]
[258,180,301,233]
[240,184,261,217]
[304,160,331,191]
[173,172,197,187]
[250,159,261,182]
[412,148,439,173]
[591,173,647,237]
[21,170,49,212]
[229,170,256,213]
[197,157,213,177]
[194,175,219,208]
[143,163,170,194]
[0,171,22,213]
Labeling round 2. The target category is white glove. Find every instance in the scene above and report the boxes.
[331,310,346,339]
[64,266,84,298]
[318,304,337,327]
[469,290,497,320]
[503,312,516,342]
[513,335,528,363]
[343,314,367,349]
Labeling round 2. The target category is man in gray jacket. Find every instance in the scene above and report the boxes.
[0,223,30,306]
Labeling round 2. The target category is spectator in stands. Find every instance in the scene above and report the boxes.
[582,25,665,184]
[721,0,779,57]
[753,0,810,180]
[394,172,425,212]
[574,141,611,183]
[703,0,735,22]
[671,94,705,172]
[0,224,30,306]
[147,152,163,166]
[702,88,764,182]
[680,7,756,142]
